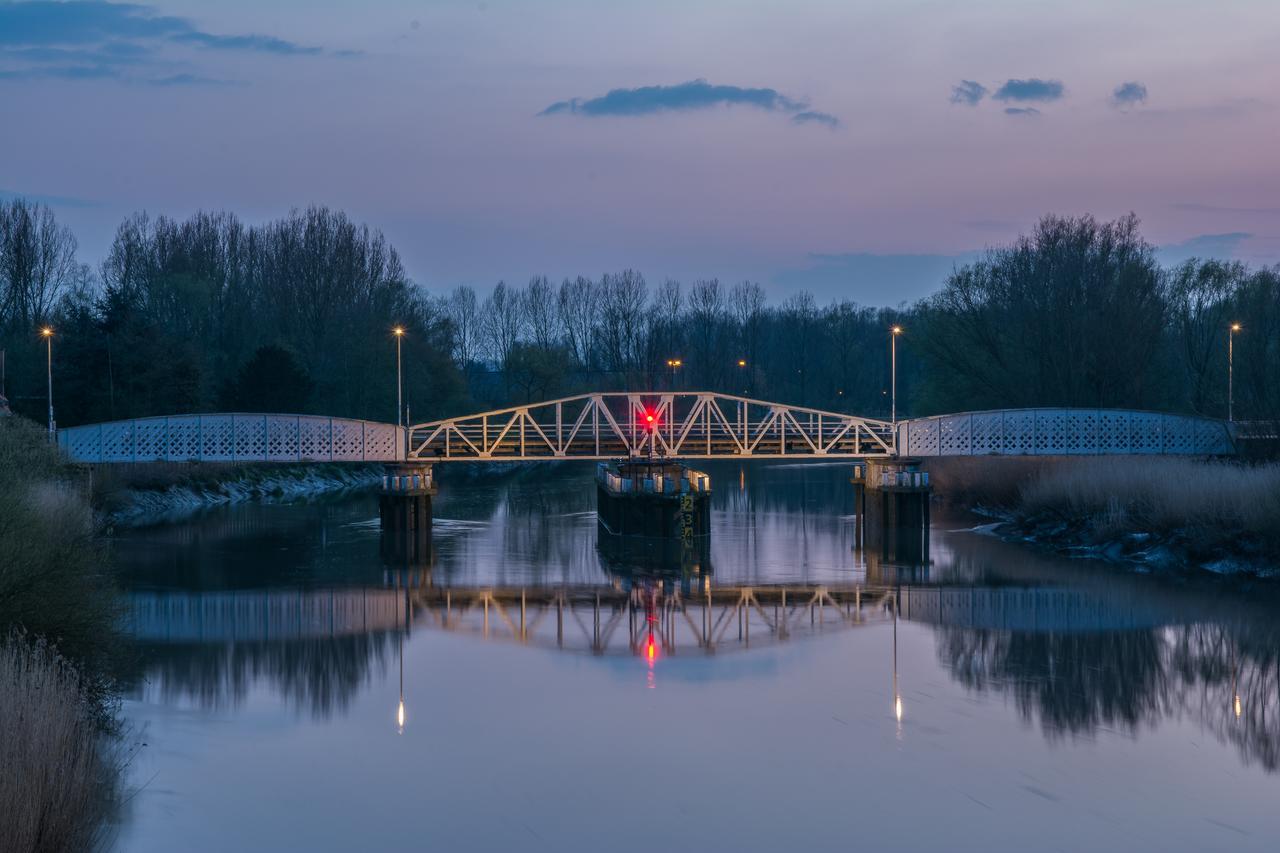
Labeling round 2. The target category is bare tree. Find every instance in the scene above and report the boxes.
[0,200,80,331]
[597,270,648,382]
[523,275,559,350]
[481,280,526,367]
[447,284,481,370]
[557,276,598,370]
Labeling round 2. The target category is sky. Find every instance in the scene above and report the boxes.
[1,0,1279,305]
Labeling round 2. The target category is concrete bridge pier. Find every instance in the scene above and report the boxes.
[852,459,931,566]
[379,463,436,565]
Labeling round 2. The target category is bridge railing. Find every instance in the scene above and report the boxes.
[58,414,405,463]
[897,408,1234,457]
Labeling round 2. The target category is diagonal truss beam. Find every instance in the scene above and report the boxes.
[407,392,895,462]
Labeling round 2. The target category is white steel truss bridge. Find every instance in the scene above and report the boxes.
[55,400,1235,464]
[407,392,896,462]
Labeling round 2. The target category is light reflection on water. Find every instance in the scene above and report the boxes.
[114,461,1280,852]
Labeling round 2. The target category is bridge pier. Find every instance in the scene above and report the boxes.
[379,463,436,565]
[596,461,711,572]
[852,458,931,566]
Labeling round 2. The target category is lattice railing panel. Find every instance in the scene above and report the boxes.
[898,408,1233,457]
[59,415,404,463]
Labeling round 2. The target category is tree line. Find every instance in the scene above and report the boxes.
[2,199,1277,427]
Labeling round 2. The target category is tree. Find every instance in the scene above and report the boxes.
[0,199,80,333]
[917,213,1166,412]
[220,345,314,413]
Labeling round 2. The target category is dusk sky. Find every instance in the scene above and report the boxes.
[2,0,1278,304]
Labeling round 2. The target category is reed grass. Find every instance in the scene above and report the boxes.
[1018,457,1280,546]
[0,634,123,853]
[1,416,126,851]
[927,455,1280,556]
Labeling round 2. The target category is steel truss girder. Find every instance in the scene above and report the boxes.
[407,392,895,461]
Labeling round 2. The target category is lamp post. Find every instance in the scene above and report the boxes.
[736,359,747,395]
[393,327,405,428]
[666,358,682,391]
[41,327,54,437]
[1229,323,1241,423]
[890,326,903,427]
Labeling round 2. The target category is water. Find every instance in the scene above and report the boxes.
[114,462,1280,852]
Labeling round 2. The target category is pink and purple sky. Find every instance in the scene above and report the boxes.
[2,0,1278,304]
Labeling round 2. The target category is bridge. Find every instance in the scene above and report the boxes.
[58,394,1235,463]
[124,580,1183,658]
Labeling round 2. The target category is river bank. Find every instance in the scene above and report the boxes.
[94,462,385,528]
[0,416,125,852]
[93,459,545,528]
[928,456,1280,578]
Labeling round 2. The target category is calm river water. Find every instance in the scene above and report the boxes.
[113,462,1280,852]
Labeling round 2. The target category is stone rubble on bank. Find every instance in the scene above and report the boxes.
[967,505,1278,579]
[102,464,382,528]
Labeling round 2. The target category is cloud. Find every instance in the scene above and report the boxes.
[147,73,240,87]
[1004,107,1040,116]
[0,188,99,208]
[170,32,320,56]
[791,110,839,129]
[993,78,1064,102]
[1157,232,1253,266]
[1111,81,1148,107]
[772,251,982,305]
[539,79,832,126]
[0,1,327,83]
[1172,202,1280,216]
[949,80,987,106]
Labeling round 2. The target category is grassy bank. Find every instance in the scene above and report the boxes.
[0,415,124,851]
[926,456,1280,572]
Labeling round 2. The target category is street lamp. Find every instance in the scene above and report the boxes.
[40,327,54,437]
[393,327,405,428]
[1229,323,1241,423]
[736,359,747,394]
[890,326,903,427]
[666,358,682,390]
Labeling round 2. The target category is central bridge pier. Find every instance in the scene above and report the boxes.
[595,460,711,572]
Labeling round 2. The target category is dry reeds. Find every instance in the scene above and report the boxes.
[1019,457,1280,546]
[927,454,1280,554]
[0,634,122,853]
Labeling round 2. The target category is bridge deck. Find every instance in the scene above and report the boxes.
[57,401,1234,463]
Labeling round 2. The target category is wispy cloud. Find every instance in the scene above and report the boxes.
[540,79,837,128]
[993,78,1064,102]
[1157,232,1253,265]
[147,73,241,87]
[170,32,321,56]
[1004,107,1041,116]
[0,1,330,85]
[1173,202,1280,216]
[949,80,987,106]
[1111,81,1148,108]
[791,110,839,129]
[541,80,807,116]
[0,188,99,208]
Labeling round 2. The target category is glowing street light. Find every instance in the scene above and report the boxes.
[666,358,682,390]
[393,327,406,428]
[40,327,54,437]
[890,326,903,430]
[1229,323,1241,423]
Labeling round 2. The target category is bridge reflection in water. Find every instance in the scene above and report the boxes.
[127,579,1180,658]
[123,564,1280,774]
